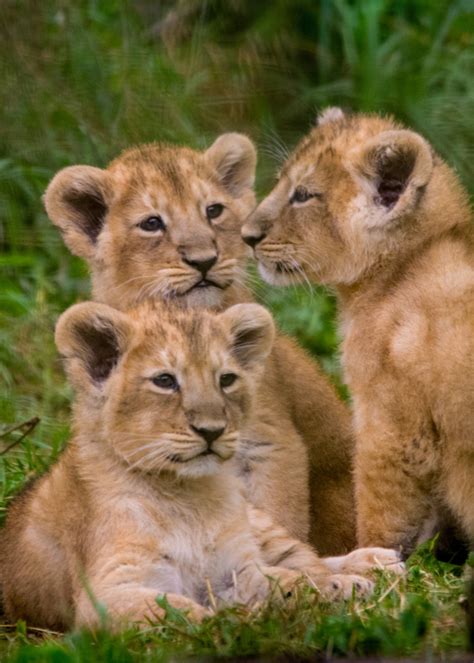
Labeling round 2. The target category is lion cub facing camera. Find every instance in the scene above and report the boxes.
[2,301,384,631]
[243,108,474,556]
[44,135,357,555]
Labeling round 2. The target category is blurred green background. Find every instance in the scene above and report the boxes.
[1,0,473,507]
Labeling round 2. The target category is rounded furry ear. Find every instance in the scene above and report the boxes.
[205,133,256,197]
[317,107,345,126]
[55,302,133,389]
[357,129,433,214]
[44,166,110,260]
[220,303,274,368]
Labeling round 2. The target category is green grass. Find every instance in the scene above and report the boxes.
[0,548,470,662]
[1,0,473,659]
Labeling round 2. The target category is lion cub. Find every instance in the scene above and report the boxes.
[44,134,356,555]
[243,108,474,556]
[1,301,378,630]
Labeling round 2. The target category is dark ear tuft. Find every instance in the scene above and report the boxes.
[359,129,433,214]
[44,165,110,260]
[374,146,416,209]
[221,303,275,369]
[205,133,256,197]
[55,302,133,389]
[62,186,108,243]
[72,319,121,382]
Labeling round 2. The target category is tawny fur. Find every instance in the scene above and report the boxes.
[243,109,474,555]
[1,301,396,630]
[44,135,356,554]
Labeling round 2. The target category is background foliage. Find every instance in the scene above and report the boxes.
[0,0,473,659]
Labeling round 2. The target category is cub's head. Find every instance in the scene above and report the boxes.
[45,134,256,310]
[243,108,465,287]
[56,301,273,478]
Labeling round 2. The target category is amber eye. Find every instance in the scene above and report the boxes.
[220,373,238,389]
[151,373,178,391]
[290,186,317,204]
[206,204,224,221]
[138,216,166,232]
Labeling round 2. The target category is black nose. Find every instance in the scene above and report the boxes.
[242,233,266,248]
[183,255,217,276]
[191,425,225,445]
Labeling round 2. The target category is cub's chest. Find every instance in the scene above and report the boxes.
[160,516,222,568]
[342,306,426,391]
[155,486,245,564]
[156,498,247,603]
[341,315,384,387]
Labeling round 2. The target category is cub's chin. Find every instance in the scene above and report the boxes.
[179,284,227,309]
[257,262,302,287]
[174,453,226,479]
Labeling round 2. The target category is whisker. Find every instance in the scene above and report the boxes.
[108,274,152,293]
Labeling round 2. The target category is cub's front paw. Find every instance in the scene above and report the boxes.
[159,594,211,622]
[221,566,302,606]
[185,602,212,622]
[266,567,304,597]
[340,548,405,575]
[314,574,375,600]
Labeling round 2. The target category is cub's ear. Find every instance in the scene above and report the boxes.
[55,302,133,389]
[221,303,275,368]
[205,133,256,197]
[357,129,433,215]
[317,107,345,126]
[44,166,110,261]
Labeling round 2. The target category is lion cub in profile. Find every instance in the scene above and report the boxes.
[243,108,474,556]
[2,301,378,631]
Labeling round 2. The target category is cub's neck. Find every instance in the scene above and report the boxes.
[337,224,473,320]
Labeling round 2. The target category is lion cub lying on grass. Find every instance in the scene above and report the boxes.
[243,107,474,556]
[1,301,391,630]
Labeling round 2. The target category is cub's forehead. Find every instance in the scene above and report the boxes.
[107,144,219,205]
[127,306,232,371]
[280,114,399,178]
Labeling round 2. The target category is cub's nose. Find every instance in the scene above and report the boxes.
[242,232,266,248]
[183,255,217,276]
[191,425,225,445]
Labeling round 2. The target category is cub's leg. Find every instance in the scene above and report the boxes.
[75,511,211,629]
[248,507,374,600]
[323,548,405,575]
[441,448,474,549]
[222,559,373,604]
[75,554,209,629]
[355,424,433,555]
[1,480,75,630]
[273,336,357,555]
[76,586,208,629]
[237,417,310,542]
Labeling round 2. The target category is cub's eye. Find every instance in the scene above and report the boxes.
[138,216,166,232]
[220,373,238,389]
[151,373,178,391]
[206,204,224,221]
[290,186,318,204]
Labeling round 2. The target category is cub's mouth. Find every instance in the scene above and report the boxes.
[183,278,228,295]
[167,449,225,463]
[193,278,224,290]
[257,258,305,287]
